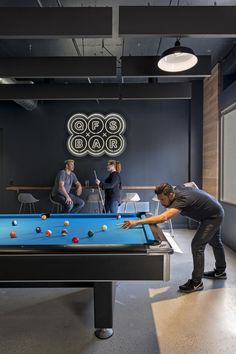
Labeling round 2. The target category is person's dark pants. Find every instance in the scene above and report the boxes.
[191,214,226,282]
[52,193,85,213]
[105,199,119,214]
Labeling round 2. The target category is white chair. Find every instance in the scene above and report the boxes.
[18,193,39,213]
[152,195,174,237]
[122,193,140,213]
[49,194,62,213]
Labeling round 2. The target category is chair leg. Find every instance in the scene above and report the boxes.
[134,202,137,213]
[124,202,127,213]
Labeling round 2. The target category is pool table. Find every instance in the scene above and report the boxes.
[0,212,173,339]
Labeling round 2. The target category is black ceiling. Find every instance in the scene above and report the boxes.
[0,1,236,86]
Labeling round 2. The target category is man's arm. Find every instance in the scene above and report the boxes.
[74,181,82,196]
[58,181,72,204]
[122,208,181,228]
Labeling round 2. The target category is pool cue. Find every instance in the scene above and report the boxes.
[94,170,106,213]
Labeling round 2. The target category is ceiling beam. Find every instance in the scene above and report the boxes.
[0,8,112,38]
[0,57,116,78]
[121,56,211,78]
[121,83,191,100]
[0,83,191,100]
[119,6,236,37]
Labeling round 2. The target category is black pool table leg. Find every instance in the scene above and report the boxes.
[94,282,115,339]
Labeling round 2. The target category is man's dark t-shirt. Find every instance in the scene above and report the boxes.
[169,185,224,222]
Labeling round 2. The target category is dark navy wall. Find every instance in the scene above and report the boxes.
[0,90,203,227]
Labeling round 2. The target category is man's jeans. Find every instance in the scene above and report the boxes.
[191,215,226,282]
[52,192,85,213]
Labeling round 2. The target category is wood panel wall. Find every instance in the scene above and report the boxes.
[203,64,220,198]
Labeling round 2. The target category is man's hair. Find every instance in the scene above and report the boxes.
[64,159,75,166]
[155,183,174,196]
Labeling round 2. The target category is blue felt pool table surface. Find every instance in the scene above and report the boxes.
[0,213,157,246]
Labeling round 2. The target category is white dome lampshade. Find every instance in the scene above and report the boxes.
[158,40,198,72]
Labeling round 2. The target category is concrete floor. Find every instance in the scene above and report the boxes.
[0,229,236,354]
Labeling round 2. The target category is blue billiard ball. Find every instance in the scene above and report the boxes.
[36,227,41,233]
[12,220,17,226]
[88,230,94,237]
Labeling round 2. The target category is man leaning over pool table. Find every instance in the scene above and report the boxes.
[122,182,227,294]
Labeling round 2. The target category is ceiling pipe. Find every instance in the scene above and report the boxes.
[0,78,38,111]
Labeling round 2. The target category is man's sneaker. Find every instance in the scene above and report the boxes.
[179,279,204,293]
[203,269,227,279]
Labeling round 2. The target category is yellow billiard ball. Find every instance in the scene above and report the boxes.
[101,225,108,231]
[64,220,69,226]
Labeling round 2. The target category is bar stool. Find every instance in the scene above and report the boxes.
[152,195,174,237]
[49,194,62,213]
[122,193,140,213]
[86,191,102,213]
[18,193,39,213]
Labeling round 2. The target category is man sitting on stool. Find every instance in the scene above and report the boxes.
[51,159,84,213]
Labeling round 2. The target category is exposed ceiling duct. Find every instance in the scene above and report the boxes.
[0,78,38,111]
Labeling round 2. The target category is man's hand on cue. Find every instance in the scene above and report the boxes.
[122,220,139,229]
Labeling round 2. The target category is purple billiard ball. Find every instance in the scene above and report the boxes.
[116,214,121,220]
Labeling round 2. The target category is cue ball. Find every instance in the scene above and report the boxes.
[41,214,47,220]
[10,231,16,238]
[116,214,121,219]
[101,225,107,231]
[12,220,17,226]
[72,236,79,243]
[88,230,94,237]
[61,229,68,235]
[64,220,69,226]
[35,227,41,233]
[45,229,52,236]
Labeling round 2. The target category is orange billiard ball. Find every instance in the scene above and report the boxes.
[41,215,47,220]
[45,229,52,237]
[10,231,17,238]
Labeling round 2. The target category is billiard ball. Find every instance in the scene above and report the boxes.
[10,231,16,238]
[41,215,47,220]
[72,236,79,243]
[45,229,52,236]
[116,214,121,220]
[64,220,69,226]
[61,229,68,235]
[35,227,41,233]
[101,225,107,231]
[12,220,17,226]
[88,230,94,237]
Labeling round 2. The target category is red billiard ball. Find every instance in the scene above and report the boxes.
[45,229,52,237]
[116,214,121,219]
[72,236,79,243]
[10,231,17,238]
[61,229,68,235]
